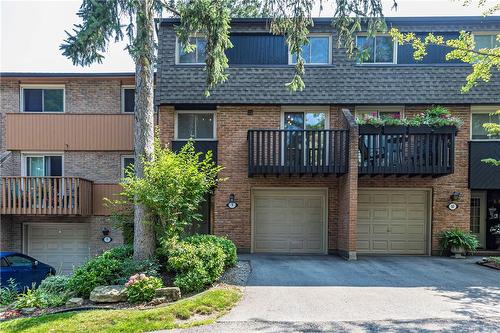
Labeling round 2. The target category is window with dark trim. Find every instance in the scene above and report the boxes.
[122,88,135,113]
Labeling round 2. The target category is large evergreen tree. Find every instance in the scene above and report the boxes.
[61,0,390,259]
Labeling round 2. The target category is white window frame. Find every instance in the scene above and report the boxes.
[20,84,66,113]
[470,105,500,141]
[280,106,330,130]
[355,34,398,65]
[288,34,332,65]
[174,110,217,141]
[121,85,135,113]
[21,152,65,177]
[175,35,207,65]
[354,105,405,118]
[121,155,135,179]
[472,31,500,49]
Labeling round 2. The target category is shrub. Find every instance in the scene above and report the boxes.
[183,234,237,267]
[68,256,122,298]
[103,245,134,261]
[38,275,71,295]
[439,228,479,254]
[14,286,46,309]
[0,279,19,306]
[164,239,225,293]
[125,274,163,303]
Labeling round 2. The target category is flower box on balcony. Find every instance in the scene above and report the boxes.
[408,125,433,134]
[358,125,382,135]
[432,125,458,134]
[383,125,407,134]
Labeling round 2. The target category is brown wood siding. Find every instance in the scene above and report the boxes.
[92,183,124,216]
[6,113,133,151]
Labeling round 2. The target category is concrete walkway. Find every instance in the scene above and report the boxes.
[169,255,500,332]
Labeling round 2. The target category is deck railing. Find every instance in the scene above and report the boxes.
[0,177,93,215]
[247,129,349,176]
[358,128,456,175]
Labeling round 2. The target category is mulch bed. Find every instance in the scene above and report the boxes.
[476,259,500,270]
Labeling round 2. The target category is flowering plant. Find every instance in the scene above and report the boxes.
[125,274,163,304]
[355,114,384,126]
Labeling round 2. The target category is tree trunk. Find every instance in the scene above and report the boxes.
[133,0,156,260]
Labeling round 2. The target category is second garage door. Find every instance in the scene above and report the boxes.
[27,223,90,275]
[357,189,429,255]
[252,189,326,254]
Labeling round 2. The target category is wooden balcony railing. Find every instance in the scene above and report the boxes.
[1,177,93,215]
[248,129,349,176]
[358,127,456,176]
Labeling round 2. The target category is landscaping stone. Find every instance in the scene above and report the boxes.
[66,297,84,307]
[20,307,36,315]
[154,287,181,302]
[149,297,168,306]
[90,285,127,303]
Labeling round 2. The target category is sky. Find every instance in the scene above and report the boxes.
[0,0,497,73]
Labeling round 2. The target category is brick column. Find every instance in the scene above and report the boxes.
[337,108,358,260]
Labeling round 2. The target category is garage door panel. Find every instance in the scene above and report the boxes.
[357,190,428,255]
[253,189,325,254]
[28,223,90,275]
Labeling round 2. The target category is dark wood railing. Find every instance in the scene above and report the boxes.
[358,128,456,176]
[248,129,349,176]
[1,177,93,215]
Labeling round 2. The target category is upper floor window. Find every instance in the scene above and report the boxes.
[21,85,64,112]
[471,106,500,140]
[23,154,63,177]
[177,36,206,64]
[121,155,135,178]
[356,35,396,64]
[474,33,499,50]
[290,36,331,65]
[122,87,135,113]
[282,106,329,130]
[176,111,216,140]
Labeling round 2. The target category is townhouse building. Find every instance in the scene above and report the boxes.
[1,16,499,272]
[155,16,500,258]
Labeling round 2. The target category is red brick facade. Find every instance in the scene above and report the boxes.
[159,104,471,257]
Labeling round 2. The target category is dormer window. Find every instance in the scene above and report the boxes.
[356,35,396,64]
[290,35,331,65]
[177,36,207,64]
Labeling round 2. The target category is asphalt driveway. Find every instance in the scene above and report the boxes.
[171,255,500,332]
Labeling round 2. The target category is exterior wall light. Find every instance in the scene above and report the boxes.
[450,192,461,201]
[102,228,112,243]
[227,193,238,209]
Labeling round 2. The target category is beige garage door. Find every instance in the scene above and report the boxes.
[253,189,326,254]
[357,189,429,254]
[27,224,90,275]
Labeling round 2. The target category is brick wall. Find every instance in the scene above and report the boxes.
[159,103,472,256]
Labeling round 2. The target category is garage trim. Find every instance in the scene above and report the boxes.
[358,187,432,255]
[251,187,329,254]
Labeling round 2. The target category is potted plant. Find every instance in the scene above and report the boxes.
[422,106,463,133]
[406,113,433,134]
[356,115,384,134]
[382,116,407,134]
[439,228,479,258]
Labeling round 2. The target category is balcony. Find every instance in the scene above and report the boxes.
[247,129,349,176]
[469,141,500,189]
[1,177,93,215]
[358,126,456,176]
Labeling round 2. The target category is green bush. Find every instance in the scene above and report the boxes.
[164,239,225,293]
[183,234,237,267]
[38,275,71,295]
[125,274,163,304]
[439,228,479,254]
[103,245,134,261]
[68,256,122,298]
[0,279,19,306]
[14,286,45,309]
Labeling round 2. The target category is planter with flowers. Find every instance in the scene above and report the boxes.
[357,114,384,134]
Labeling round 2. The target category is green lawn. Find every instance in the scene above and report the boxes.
[0,286,241,333]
